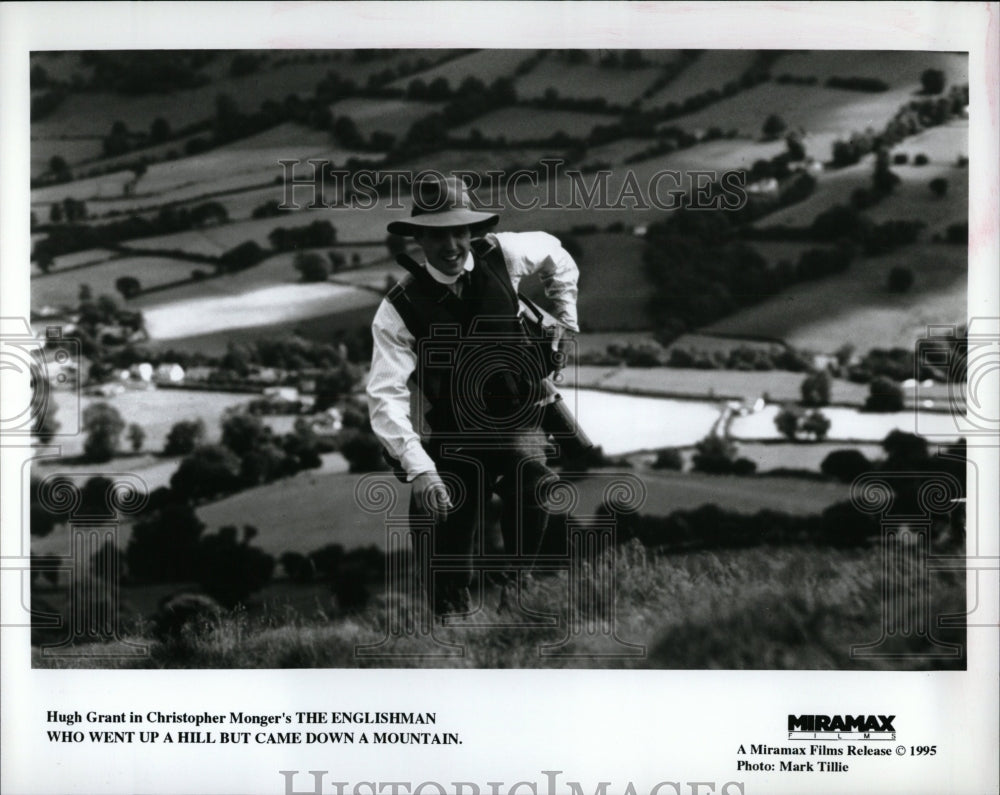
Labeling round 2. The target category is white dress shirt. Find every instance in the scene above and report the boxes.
[366,231,580,481]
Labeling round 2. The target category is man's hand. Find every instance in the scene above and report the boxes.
[412,472,453,519]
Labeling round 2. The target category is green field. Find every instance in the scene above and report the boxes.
[515,58,664,104]
[644,50,762,105]
[454,107,613,141]
[673,82,917,141]
[31,136,104,178]
[33,255,210,309]
[388,49,531,89]
[330,98,446,138]
[46,387,257,459]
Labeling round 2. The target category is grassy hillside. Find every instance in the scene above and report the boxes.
[33,543,965,670]
[704,240,966,352]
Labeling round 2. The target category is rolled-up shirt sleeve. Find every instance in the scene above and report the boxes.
[493,231,580,332]
[366,299,437,481]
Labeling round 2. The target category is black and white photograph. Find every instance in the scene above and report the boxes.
[2,3,997,794]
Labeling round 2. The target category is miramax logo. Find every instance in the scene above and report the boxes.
[788,715,896,740]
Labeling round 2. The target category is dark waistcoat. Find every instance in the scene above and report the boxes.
[386,237,544,434]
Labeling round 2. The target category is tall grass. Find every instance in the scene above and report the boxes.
[34,541,965,670]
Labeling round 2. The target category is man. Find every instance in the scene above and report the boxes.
[366,174,580,615]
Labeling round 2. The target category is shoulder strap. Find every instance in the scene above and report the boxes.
[470,234,518,306]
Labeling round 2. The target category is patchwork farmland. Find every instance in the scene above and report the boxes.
[28,48,969,668]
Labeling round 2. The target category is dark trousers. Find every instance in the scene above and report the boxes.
[410,431,554,612]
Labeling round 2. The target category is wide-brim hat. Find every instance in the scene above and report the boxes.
[387,174,499,237]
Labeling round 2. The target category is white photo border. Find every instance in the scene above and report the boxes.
[2,3,997,794]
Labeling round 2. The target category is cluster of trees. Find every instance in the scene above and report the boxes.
[102,118,173,157]
[333,400,390,474]
[829,82,967,169]
[47,196,88,224]
[30,89,67,122]
[643,198,871,343]
[774,406,831,441]
[221,335,366,374]
[280,543,386,610]
[124,486,275,606]
[690,435,757,475]
[79,51,215,95]
[775,74,819,86]
[588,340,813,372]
[267,220,336,251]
[747,203,926,258]
[63,291,145,368]
[825,76,889,92]
[168,411,327,504]
[33,200,229,269]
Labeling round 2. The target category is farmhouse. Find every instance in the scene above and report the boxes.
[154,363,185,383]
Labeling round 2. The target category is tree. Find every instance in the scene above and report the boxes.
[196,525,275,607]
[800,371,831,407]
[882,429,930,467]
[785,132,806,161]
[221,412,271,458]
[127,423,145,453]
[328,251,347,273]
[691,434,739,473]
[762,114,787,140]
[150,116,171,142]
[338,430,389,473]
[49,202,63,223]
[774,405,802,440]
[170,444,241,502]
[82,402,125,462]
[114,276,141,299]
[872,148,900,195]
[801,409,831,441]
[218,240,265,273]
[864,376,905,412]
[314,363,361,412]
[929,177,948,197]
[920,68,946,95]
[126,491,206,582]
[652,448,683,470]
[164,418,206,456]
[293,251,329,283]
[821,449,872,483]
[887,266,915,293]
[49,155,69,176]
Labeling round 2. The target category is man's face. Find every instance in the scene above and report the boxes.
[414,225,471,277]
